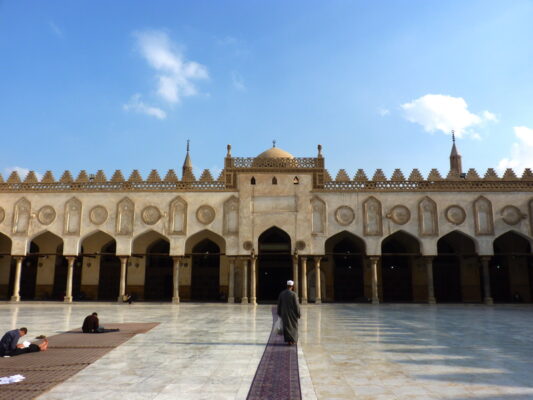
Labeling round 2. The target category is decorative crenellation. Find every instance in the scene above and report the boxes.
[1,165,533,193]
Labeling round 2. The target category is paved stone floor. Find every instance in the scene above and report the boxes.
[1,303,532,400]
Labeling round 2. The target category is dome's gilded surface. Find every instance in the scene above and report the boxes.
[256,147,294,158]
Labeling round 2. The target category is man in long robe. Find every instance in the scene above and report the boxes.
[82,312,100,333]
[277,280,301,345]
[0,327,27,357]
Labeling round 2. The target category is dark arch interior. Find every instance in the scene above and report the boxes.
[191,239,221,301]
[326,233,365,302]
[492,232,532,303]
[144,239,172,301]
[381,232,420,302]
[434,232,476,302]
[258,227,292,302]
[98,240,120,300]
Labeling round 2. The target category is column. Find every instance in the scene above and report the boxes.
[228,257,235,303]
[172,257,181,304]
[64,256,76,303]
[250,255,257,305]
[10,256,24,302]
[314,256,322,304]
[370,256,380,305]
[301,257,308,304]
[292,255,299,301]
[425,256,436,304]
[481,256,493,305]
[241,258,248,304]
[118,256,128,302]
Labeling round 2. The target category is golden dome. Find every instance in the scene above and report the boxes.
[256,147,294,159]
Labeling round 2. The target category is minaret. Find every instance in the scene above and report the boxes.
[449,131,462,174]
[182,140,194,181]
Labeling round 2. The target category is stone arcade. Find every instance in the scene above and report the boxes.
[0,141,532,304]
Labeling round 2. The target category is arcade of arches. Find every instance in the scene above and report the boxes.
[1,228,532,304]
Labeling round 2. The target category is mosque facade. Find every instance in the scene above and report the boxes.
[0,141,532,304]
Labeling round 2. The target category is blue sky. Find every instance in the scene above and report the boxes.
[1,0,532,180]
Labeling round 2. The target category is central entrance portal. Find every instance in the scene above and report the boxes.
[258,227,292,302]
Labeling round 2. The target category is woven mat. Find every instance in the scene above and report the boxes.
[246,308,301,400]
[0,322,159,400]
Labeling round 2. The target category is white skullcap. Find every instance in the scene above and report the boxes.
[287,280,294,286]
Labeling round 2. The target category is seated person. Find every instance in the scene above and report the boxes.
[82,312,119,333]
[1,328,48,357]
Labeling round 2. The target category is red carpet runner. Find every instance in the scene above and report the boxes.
[246,307,302,400]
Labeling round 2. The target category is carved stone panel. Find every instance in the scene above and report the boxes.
[223,196,239,235]
[89,206,108,225]
[296,240,306,250]
[116,197,134,236]
[38,206,56,225]
[387,205,410,225]
[169,196,187,235]
[142,206,161,225]
[363,196,382,236]
[12,197,31,235]
[473,196,494,235]
[64,197,82,235]
[501,205,525,225]
[335,206,355,226]
[243,241,253,251]
[418,197,438,236]
[445,205,466,225]
[0,207,5,224]
[196,205,216,225]
[311,196,326,235]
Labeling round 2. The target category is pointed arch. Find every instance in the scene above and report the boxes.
[185,229,226,254]
[258,226,292,301]
[325,231,366,302]
[80,229,115,254]
[381,230,421,254]
[132,229,169,254]
[493,230,532,252]
[0,232,12,254]
[30,230,64,252]
[438,230,478,254]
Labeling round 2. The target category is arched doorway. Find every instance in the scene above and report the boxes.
[0,233,12,300]
[98,241,121,300]
[381,231,420,302]
[144,239,173,301]
[434,232,477,302]
[258,227,292,302]
[52,244,83,300]
[9,242,39,300]
[492,232,532,302]
[191,239,221,301]
[325,232,365,302]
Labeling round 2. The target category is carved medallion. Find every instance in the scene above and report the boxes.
[335,206,355,226]
[445,205,466,225]
[296,240,306,250]
[196,205,216,225]
[0,207,4,223]
[37,206,56,225]
[142,206,161,225]
[243,241,253,251]
[89,205,108,225]
[501,205,524,225]
[388,205,410,225]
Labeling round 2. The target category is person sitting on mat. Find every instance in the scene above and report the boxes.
[82,312,119,333]
[1,328,48,357]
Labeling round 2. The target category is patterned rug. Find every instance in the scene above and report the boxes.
[247,307,301,400]
[0,322,159,400]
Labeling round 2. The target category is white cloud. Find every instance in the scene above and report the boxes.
[4,167,43,180]
[123,94,166,119]
[378,108,390,116]
[498,126,533,173]
[48,21,63,37]
[401,94,496,138]
[231,71,246,92]
[134,30,208,104]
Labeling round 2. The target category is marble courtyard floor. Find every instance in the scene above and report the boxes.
[1,303,532,400]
